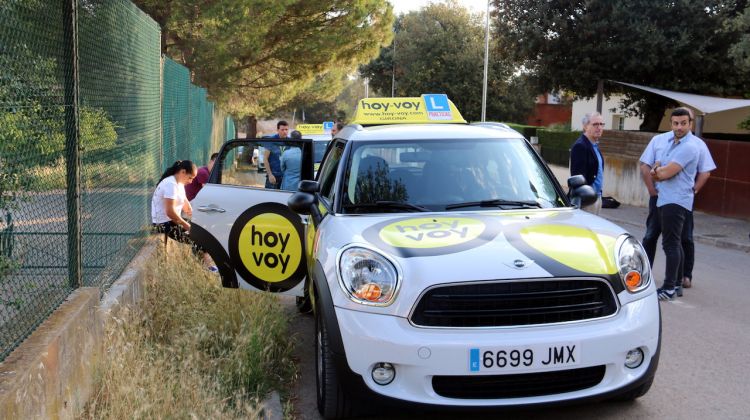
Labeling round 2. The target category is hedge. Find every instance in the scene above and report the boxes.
[537,129,581,166]
[504,123,541,139]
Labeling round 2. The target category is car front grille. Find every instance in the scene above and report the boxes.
[410,279,617,328]
[432,365,606,399]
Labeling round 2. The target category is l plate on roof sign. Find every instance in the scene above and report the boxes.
[424,94,452,120]
[322,121,334,131]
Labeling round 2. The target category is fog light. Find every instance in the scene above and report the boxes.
[625,348,644,369]
[371,362,395,385]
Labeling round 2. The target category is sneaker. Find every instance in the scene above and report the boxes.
[207,265,219,274]
[683,277,692,288]
[676,285,683,297]
[657,288,675,301]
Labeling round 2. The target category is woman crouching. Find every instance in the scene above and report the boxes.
[151,160,217,272]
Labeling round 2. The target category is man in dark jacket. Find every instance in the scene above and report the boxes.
[570,112,605,214]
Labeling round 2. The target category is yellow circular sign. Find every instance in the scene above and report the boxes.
[378,217,486,249]
[237,213,302,283]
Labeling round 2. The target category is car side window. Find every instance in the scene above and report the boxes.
[318,142,345,202]
[216,141,267,188]
[213,140,312,191]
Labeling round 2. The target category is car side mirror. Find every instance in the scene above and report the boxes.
[567,175,586,190]
[298,180,320,193]
[288,192,322,225]
[570,184,598,208]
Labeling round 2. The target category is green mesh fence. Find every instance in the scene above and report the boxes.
[1,1,232,361]
[162,58,233,169]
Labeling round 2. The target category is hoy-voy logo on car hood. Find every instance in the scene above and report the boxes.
[363,216,500,257]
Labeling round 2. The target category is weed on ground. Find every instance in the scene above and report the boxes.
[81,244,296,419]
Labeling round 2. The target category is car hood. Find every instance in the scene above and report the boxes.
[320,208,629,315]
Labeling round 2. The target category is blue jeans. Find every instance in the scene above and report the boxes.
[659,204,688,290]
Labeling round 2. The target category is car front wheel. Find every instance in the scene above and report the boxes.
[315,302,353,419]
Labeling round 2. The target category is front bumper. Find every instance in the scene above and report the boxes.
[335,292,660,406]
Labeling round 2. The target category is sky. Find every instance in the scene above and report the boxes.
[388,0,489,16]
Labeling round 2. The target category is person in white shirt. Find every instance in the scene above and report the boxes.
[151,160,218,273]
[152,160,196,238]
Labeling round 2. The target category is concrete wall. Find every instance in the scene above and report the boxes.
[0,239,156,419]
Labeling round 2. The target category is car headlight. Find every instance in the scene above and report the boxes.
[615,235,651,293]
[338,246,400,306]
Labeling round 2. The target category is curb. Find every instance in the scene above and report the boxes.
[601,215,750,254]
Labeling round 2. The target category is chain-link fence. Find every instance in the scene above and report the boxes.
[0,0,235,361]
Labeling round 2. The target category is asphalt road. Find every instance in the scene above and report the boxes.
[287,223,750,420]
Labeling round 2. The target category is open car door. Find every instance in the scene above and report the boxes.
[189,138,314,294]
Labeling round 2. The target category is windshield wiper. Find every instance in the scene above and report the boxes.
[344,201,430,213]
[445,199,542,210]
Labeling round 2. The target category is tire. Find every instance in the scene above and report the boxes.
[315,303,353,419]
[611,375,654,402]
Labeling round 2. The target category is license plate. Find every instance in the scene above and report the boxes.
[469,342,580,372]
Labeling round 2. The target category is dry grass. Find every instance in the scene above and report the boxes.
[81,245,296,419]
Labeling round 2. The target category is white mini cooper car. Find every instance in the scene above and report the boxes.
[190,96,660,419]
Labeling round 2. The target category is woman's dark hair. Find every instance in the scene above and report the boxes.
[159,160,197,183]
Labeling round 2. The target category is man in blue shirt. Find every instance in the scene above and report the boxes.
[280,130,302,191]
[262,120,289,189]
[642,108,701,301]
[570,112,605,214]
[640,107,715,296]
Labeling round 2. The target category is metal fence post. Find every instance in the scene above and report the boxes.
[63,0,82,289]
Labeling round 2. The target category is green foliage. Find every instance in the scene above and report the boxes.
[538,130,580,148]
[134,0,394,116]
[493,0,750,130]
[537,129,581,166]
[728,4,750,72]
[504,123,540,139]
[726,4,750,128]
[359,1,536,122]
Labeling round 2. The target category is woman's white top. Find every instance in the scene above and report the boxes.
[151,175,186,224]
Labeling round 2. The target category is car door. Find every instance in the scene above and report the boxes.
[190,139,314,294]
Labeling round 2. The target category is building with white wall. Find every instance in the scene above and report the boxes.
[571,95,642,131]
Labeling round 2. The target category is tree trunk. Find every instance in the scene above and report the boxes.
[247,115,257,138]
[639,96,674,132]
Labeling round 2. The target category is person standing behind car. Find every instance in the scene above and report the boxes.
[570,112,605,214]
[644,108,701,301]
[262,120,289,189]
[639,107,715,295]
[331,122,344,138]
[280,130,303,191]
[185,152,218,201]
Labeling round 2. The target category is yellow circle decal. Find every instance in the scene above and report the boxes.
[237,213,302,283]
[378,217,485,249]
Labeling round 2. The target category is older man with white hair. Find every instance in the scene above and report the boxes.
[570,112,605,214]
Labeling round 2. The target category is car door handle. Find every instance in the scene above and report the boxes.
[198,205,226,213]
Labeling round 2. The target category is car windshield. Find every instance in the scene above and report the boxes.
[341,138,565,214]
